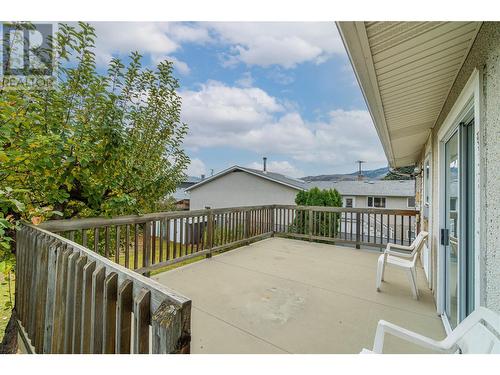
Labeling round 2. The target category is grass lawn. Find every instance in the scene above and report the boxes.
[75,227,245,276]
[0,273,14,342]
[111,239,206,275]
[112,238,240,276]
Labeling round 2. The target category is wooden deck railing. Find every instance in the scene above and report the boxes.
[38,205,275,276]
[273,205,419,248]
[15,224,191,354]
[16,204,418,354]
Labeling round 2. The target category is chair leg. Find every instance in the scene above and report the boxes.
[376,255,384,291]
[381,259,386,282]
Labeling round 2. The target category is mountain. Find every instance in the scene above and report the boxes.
[301,167,390,182]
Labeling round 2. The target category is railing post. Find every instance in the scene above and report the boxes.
[355,212,361,249]
[308,208,313,241]
[205,207,213,258]
[143,221,151,277]
[151,300,191,354]
[271,205,276,236]
[244,209,250,244]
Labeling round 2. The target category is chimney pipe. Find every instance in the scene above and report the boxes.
[263,157,267,173]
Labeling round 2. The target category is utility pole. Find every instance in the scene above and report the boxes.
[356,160,366,181]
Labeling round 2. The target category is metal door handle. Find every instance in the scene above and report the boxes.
[440,228,449,246]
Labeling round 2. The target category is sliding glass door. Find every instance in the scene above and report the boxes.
[442,118,475,328]
[444,130,459,327]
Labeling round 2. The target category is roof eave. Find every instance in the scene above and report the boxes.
[336,21,397,168]
[185,166,305,192]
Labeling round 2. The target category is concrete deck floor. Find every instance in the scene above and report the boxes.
[153,237,446,354]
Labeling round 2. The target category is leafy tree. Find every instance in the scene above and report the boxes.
[383,166,415,180]
[293,188,342,236]
[0,22,190,347]
[295,187,342,207]
[1,22,189,222]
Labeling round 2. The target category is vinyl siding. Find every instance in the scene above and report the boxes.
[188,170,299,210]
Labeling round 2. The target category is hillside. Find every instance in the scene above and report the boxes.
[301,166,390,182]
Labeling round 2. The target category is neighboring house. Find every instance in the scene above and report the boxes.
[186,166,418,243]
[186,165,306,210]
[307,180,415,210]
[187,164,416,210]
[338,21,500,327]
[171,188,190,210]
[170,176,200,210]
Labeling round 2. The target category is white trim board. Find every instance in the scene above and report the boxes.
[435,69,481,319]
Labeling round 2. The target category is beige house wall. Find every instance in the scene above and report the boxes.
[188,171,299,210]
[417,22,500,313]
[351,195,413,210]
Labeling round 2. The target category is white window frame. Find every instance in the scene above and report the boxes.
[436,69,481,331]
[344,196,355,208]
[422,147,433,290]
[423,156,431,207]
[407,196,416,208]
[367,196,386,208]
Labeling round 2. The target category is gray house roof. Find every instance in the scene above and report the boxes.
[185,165,307,192]
[185,165,414,198]
[306,180,415,197]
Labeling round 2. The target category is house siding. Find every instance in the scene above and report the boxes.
[352,195,412,210]
[188,170,299,210]
[422,22,500,312]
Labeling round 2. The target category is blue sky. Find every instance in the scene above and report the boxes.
[91,22,387,177]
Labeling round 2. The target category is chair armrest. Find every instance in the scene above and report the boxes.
[384,243,415,258]
[372,320,454,354]
[386,242,413,252]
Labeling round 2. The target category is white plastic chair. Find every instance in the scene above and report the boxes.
[376,231,428,299]
[361,306,500,353]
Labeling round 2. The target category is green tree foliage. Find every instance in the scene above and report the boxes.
[383,166,415,180]
[295,187,342,207]
[293,188,342,236]
[0,22,189,274]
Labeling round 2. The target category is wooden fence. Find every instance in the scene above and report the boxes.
[15,224,191,354]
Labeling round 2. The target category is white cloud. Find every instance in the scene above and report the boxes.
[167,23,212,44]
[181,80,284,140]
[181,81,386,170]
[86,22,344,72]
[247,160,304,177]
[89,22,210,66]
[206,22,344,69]
[91,23,179,65]
[186,158,206,177]
[152,55,191,75]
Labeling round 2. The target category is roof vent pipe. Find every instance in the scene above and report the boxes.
[263,157,267,173]
[201,174,205,180]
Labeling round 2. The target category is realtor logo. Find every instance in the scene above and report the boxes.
[1,23,55,90]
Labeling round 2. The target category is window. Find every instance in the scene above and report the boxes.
[345,198,353,208]
[367,196,386,208]
[407,196,416,208]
